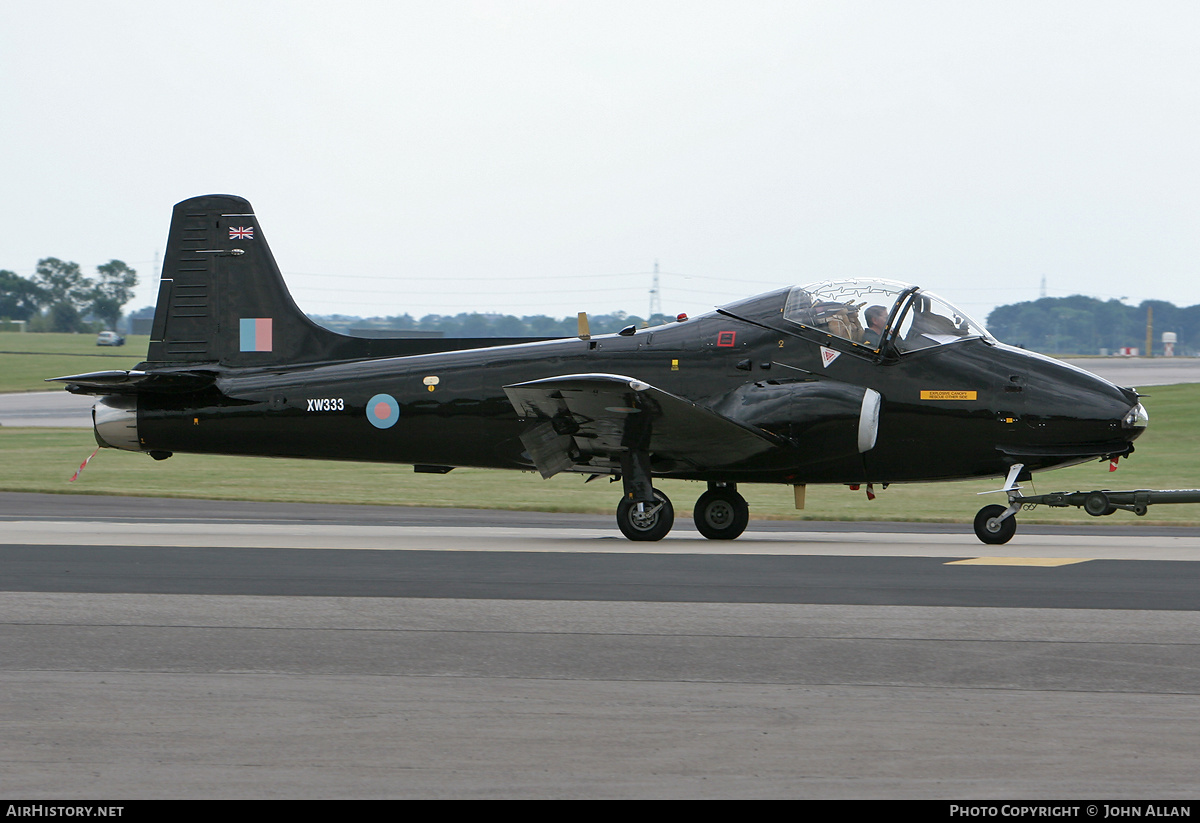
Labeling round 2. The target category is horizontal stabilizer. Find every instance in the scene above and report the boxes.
[46,369,216,395]
[504,373,783,476]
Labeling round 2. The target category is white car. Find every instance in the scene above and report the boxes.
[96,331,125,347]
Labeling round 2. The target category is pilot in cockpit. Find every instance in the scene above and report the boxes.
[862,305,888,347]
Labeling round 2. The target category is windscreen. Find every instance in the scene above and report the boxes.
[891,291,993,353]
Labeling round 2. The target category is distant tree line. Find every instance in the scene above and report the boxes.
[313,295,1199,357]
[310,310,678,338]
[0,259,137,332]
[17,268,1187,358]
[986,295,1198,356]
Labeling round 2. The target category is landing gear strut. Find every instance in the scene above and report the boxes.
[693,483,750,540]
[972,463,1024,545]
[615,449,673,541]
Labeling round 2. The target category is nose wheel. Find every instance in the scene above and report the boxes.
[616,491,674,541]
[693,487,750,540]
[974,504,1017,545]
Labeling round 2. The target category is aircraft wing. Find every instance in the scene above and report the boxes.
[503,373,785,477]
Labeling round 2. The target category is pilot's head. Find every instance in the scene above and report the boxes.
[864,305,887,331]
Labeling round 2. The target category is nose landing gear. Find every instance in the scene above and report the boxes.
[973,504,1017,545]
[970,461,1200,544]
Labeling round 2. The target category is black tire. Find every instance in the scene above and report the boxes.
[973,504,1017,545]
[693,488,750,540]
[1084,491,1117,517]
[616,491,674,541]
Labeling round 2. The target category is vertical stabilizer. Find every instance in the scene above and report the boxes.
[145,194,557,367]
[147,194,345,366]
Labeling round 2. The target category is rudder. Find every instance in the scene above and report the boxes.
[147,194,350,366]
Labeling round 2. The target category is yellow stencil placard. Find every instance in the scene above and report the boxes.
[920,390,977,400]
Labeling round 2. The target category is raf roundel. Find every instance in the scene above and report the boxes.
[366,393,400,429]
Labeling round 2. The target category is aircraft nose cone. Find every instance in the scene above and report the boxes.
[1011,348,1147,464]
[1123,401,1149,430]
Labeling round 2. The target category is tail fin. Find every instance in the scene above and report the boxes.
[146,194,554,367]
[147,194,347,366]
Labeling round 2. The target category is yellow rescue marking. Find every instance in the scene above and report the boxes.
[946,557,1092,567]
[921,390,977,400]
[671,359,679,371]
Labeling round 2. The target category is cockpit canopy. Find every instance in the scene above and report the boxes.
[781,279,994,354]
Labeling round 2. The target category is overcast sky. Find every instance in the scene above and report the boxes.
[2,1,1197,327]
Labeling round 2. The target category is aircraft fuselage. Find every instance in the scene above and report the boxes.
[120,310,1139,486]
[62,194,1147,543]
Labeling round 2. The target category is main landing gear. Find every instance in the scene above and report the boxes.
[693,483,750,540]
[616,491,674,541]
[614,478,750,542]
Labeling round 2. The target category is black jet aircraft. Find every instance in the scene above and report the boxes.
[52,194,1152,544]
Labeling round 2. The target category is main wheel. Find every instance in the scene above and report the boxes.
[616,491,674,541]
[973,504,1017,545]
[693,488,750,540]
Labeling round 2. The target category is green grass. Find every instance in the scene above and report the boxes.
[3,383,1199,524]
[0,332,150,393]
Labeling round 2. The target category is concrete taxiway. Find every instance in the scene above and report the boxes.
[1,492,1198,798]
[0,389,95,427]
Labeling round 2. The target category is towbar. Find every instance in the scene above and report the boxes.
[1016,489,1200,517]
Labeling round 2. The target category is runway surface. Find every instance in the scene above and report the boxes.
[2,492,1198,798]
[0,390,95,427]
